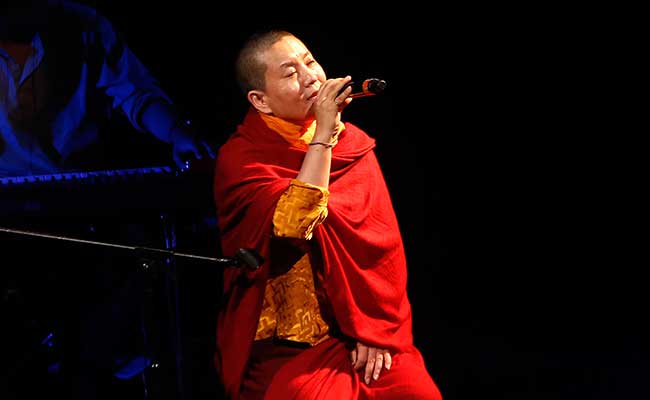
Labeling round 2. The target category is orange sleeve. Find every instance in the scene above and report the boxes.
[273,179,328,240]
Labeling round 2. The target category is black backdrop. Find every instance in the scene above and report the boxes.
[5,1,645,399]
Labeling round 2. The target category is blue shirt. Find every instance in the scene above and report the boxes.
[0,1,171,177]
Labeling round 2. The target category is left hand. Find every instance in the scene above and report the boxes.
[350,341,392,385]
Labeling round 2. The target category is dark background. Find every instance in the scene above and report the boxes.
[90,2,449,398]
[4,1,646,399]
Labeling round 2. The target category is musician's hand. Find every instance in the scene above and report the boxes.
[350,342,392,385]
[169,123,216,170]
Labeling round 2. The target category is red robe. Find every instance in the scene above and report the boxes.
[213,109,441,399]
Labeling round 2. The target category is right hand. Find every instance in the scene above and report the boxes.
[169,123,216,170]
[311,76,353,140]
[350,341,393,385]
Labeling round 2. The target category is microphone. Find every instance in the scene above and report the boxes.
[211,248,264,271]
[231,248,264,271]
[338,78,387,99]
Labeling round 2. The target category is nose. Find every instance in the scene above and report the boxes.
[300,66,319,88]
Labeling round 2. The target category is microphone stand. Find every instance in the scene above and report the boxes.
[0,226,243,266]
[0,225,261,400]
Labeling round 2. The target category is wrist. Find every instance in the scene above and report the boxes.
[309,135,338,149]
[308,140,335,149]
[169,119,193,143]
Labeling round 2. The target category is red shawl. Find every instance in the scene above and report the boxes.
[213,109,415,398]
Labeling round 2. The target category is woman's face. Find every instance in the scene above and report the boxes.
[251,35,326,123]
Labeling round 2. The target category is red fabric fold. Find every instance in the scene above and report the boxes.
[213,108,419,398]
[265,338,440,400]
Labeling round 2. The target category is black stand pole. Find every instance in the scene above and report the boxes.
[158,213,186,400]
[0,226,252,266]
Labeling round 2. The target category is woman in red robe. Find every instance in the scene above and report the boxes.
[213,30,442,400]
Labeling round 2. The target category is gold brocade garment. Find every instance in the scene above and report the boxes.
[255,252,330,346]
[253,113,340,346]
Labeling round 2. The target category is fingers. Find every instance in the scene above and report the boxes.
[372,350,384,381]
[173,151,186,170]
[334,95,353,111]
[351,342,392,385]
[195,138,216,159]
[192,150,204,161]
[202,140,217,159]
[319,77,352,103]
[364,347,379,384]
[352,342,368,371]
[173,147,198,170]
[193,140,217,161]
[333,76,352,107]
[384,351,392,370]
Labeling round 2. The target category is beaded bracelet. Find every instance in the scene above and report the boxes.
[309,141,335,148]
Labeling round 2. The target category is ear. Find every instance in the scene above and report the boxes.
[247,90,272,114]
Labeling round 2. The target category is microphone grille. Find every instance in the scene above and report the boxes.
[367,78,387,94]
